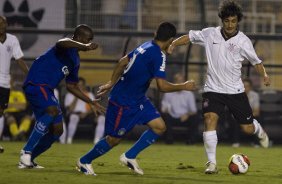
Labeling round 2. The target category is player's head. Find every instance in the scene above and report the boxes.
[218,0,243,37]
[0,16,8,35]
[154,22,176,49]
[243,78,253,93]
[73,24,94,44]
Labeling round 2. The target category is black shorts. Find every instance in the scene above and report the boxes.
[202,92,253,124]
[0,87,10,110]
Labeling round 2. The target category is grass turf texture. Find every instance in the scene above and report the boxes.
[0,141,281,184]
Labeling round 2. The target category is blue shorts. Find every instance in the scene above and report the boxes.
[24,84,63,124]
[105,99,161,138]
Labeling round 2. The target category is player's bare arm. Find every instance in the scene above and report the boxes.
[97,55,129,96]
[56,38,98,51]
[66,82,105,115]
[155,78,196,92]
[16,57,29,74]
[167,34,190,54]
[254,63,271,86]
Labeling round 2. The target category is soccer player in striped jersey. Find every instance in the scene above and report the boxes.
[76,22,196,176]
[167,0,271,174]
[0,16,29,153]
[19,24,105,168]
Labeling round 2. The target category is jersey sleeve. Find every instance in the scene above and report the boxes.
[189,27,214,46]
[65,65,79,84]
[241,38,262,65]
[12,37,24,60]
[152,51,166,79]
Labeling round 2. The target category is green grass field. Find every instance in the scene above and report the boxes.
[0,141,281,184]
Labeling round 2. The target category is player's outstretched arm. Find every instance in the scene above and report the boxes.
[66,82,106,115]
[97,56,129,97]
[254,63,271,86]
[56,38,98,51]
[16,57,29,74]
[167,34,190,54]
[156,78,196,93]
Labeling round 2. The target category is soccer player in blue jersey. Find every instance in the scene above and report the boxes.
[19,24,105,169]
[76,22,196,176]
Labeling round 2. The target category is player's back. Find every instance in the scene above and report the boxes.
[24,46,79,89]
[110,41,166,106]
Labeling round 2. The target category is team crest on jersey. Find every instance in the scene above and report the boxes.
[6,45,12,53]
[228,43,236,52]
[62,66,69,76]
[117,128,126,136]
[36,121,46,132]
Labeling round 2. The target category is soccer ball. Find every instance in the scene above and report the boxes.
[228,154,250,174]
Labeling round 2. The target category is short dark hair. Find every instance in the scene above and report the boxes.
[218,0,243,22]
[154,22,176,41]
[74,24,93,38]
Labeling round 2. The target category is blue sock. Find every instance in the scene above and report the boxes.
[31,133,60,161]
[125,129,160,159]
[80,138,112,164]
[23,114,54,153]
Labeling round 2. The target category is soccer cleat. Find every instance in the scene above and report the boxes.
[205,161,218,174]
[19,150,33,168]
[76,159,96,176]
[18,161,44,169]
[258,128,269,148]
[0,145,4,153]
[120,153,144,175]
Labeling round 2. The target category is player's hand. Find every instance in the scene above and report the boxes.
[184,80,196,91]
[89,99,106,116]
[264,75,271,86]
[85,42,98,51]
[166,43,175,55]
[96,81,113,97]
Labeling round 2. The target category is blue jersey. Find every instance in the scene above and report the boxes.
[110,41,166,106]
[24,46,80,89]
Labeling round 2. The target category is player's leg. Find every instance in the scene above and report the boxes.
[202,92,225,174]
[93,115,105,144]
[228,93,269,148]
[66,113,80,144]
[120,117,165,175]
[77,102,121,175]
[20,85,59,166]
[120,100,164,175]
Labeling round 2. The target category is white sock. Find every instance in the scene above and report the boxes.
[203,130,218,164]
[59,121,67,144]
[94,115,105,144]
[67,114,79,143]
[0,116,4,138]
[253,119,263,137]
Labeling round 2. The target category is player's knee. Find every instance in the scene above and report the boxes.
[204,113,218,130]
[106,136,121,147]
[241,124,254,135]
